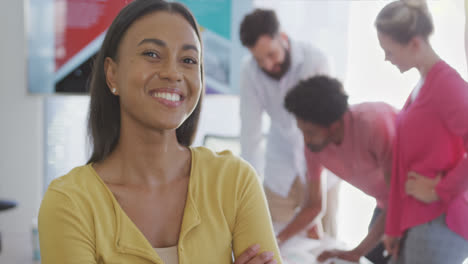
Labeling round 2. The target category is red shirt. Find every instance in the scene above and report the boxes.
[385,61,468,240]
[305,102,398,208]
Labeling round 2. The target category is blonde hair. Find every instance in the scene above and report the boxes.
[375,0,433,44]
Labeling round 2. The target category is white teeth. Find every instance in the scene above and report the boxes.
[152,92,181,102]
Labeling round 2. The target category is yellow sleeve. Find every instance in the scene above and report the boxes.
[231,164,283,264]
[38,188,97,264]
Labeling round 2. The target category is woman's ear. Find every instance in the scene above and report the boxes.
[409,36,423,52]
[104,57,119,95]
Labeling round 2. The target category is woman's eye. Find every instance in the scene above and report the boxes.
[183,58,198,64]
[143,51,159,59]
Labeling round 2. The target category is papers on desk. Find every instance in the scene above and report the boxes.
[279,235,372,264]
[320,258,373,264]
[273,222,372,264]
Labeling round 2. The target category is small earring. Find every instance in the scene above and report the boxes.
[112,88,116,94]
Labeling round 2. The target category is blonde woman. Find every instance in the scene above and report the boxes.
[375,0,468,263]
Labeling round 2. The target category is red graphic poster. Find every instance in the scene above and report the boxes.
[55,0,127,71]
[53,0,127,92]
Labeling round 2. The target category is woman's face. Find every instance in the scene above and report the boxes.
[106,11,202,132]
[377,31,415,73]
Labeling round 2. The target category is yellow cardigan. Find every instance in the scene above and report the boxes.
[38,147,282,264]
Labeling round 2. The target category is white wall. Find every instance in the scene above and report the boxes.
[0,0,43,263]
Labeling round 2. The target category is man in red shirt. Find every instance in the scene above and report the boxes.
[283,75,398,264]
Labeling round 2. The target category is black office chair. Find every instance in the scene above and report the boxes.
[0,199,17,253]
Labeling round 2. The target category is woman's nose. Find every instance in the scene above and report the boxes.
[159,60,182,82]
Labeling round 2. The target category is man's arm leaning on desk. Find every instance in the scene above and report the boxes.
[276,153,325,245]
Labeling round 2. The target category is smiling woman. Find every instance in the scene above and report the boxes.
[102,10,203,142]
[37,1,282,264]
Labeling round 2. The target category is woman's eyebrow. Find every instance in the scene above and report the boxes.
[138,38,166,47]
[138,38,199,54]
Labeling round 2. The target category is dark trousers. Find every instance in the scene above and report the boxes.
[365,207,391,264]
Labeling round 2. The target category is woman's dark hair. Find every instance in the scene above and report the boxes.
[284,75,348,127]
[87,0,204,164]
[239,8,279,47]
[375,0,433,44]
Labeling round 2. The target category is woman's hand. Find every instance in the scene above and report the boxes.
[317,248,362,262]
[405,171,441,203]
[234,244,277,264]
[383,235,401,260]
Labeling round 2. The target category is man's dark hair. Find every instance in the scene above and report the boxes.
[284,75,349,127]
[239,8,279,47]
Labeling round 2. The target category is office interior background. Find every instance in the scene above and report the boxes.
[0,0,466,263]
